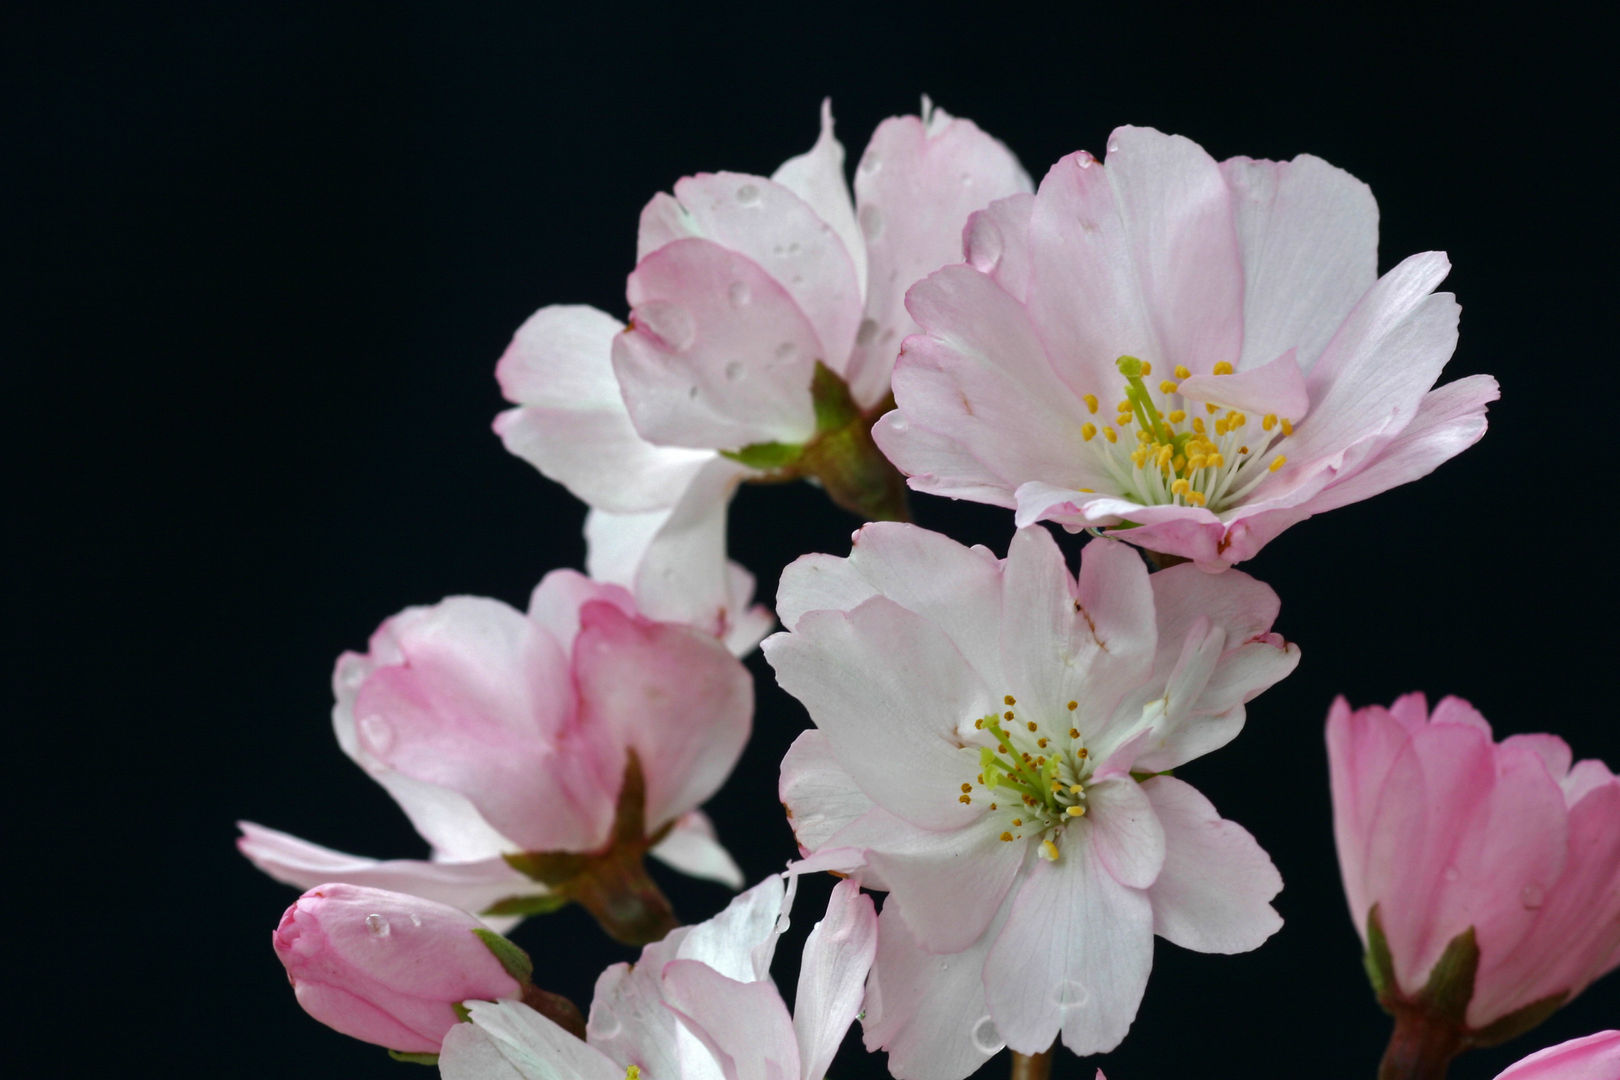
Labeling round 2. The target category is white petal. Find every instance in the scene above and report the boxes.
[793,880,878,1080]
[651,810,745,888]
[772,99,866,298]
[443,1000,620,1080]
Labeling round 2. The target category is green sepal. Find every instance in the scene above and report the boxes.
[810,361,859,432]
[387,1050,440,1065]
[1129,769,1172,783]
[452,1001,472,1023]
[472,928,534,984]
[1419,925,1480,1026]
[502,850,590,886]
[1466,989,1567,1047]
[1364,903,1397,1004]
[720,440,804,470]
[481,892,572,917]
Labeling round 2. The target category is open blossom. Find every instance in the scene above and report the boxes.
[768,523,1298,1076]
[273,884,522,1055]
[1328,694,1620,1037]
[873,125,1498,568]
[1494,1031,1620,1080]
[494,100,1031,621]
[438,874,877,1080]
[240,570,751,941]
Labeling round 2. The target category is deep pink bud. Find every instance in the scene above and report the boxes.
[272,883,524,1054]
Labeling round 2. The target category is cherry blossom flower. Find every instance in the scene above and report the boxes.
[1493,1031,1620,1080]
[437,874,878,1080]
[769,523,1297,1075]
[272,883,524,1055]
[1328,694,1620,1050]
[240,570,751,943]
[873,125,1499,568]
[494,99,1031,622]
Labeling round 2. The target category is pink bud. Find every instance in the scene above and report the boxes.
[272,883,523,1054]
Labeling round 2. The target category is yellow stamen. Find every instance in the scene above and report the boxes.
[1066,701,1078,711]
[1173,364,1191,379]
[1000,831,1013,842]
[1281,418,1294,436]
[1083,393,1099,414]
[961,783,972,793]
[1167,409,1186,423]
[1159,379,1179,394]
[1213,361,1235,375]
[1262,414,1277,431]
[959,794,971,804]
[1041,839,1060,860]
[1066,805,1086,817]
[1186,491,1206,506]
[1269,454,1287,472]
[1139,361,1152,376]
[1171,478,1190,496]
[1004,695,1016,705]
[1081,422,1097,442]
[1102,426,1117,443]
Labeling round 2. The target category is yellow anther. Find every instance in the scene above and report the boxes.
[1011,818,1023,827]
[1156,445,1173,469]
[989,802,997,810]
[1172,454,1186,473]
[1136,429,1152,443]
[959,794,972,804]
[1004,695,1016,705]
[1139,361,1152,376]
[1102,427,1117,443]
[1037,737,1048,748]
[1214,419,1229,436]
[1207,452,1224,468]
[1281,418,1294,436]
[1171,478,1190,496]
[1068,727,1081,738]
[1083,393,1099,414]
[1035,756,1046,767]
[1187,455,1206,472]
[1078,487,1095,493]
[1026,721,1038,732]
[627,1068,642,1080]
[1077,747,1089,758]
[1066,701,1078,711]
[973,717,984,729]
[1160,379,1179,394]
[1081,422,1097,442]
[1226,410,1246,428]
[1069,783,1084,794]
[1066,805,1086,817]
[1116,399,1132,414]
[1262,414,1277,431]
[1041,839,1060,861]
[1167,409,1186,424]
[1004,710,1015,720]
[1174,364,1191,380]
[1269,454,1287,472]
[1000,831,1014,842]
[1213,361,1235,375]
[961,782,972,793]
[1187,491,1207,506]
[1131,448,1148,467]
[1192,417,1206,434]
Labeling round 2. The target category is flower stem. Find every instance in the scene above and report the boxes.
[1010,1045,1054,1080]
[566,852,679,946]
[1377,1006,1464,1080]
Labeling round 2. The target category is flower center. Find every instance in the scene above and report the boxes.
[958,695,1093,862]
[1074,356,1293,512]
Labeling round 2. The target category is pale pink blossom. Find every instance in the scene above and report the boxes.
[1328,694,1620,1034]
[495,100,1031,615]
[873,125,1499,569]
[438,874,878,1080]
[769,523,1297,1076]
[240,570,751,935]
[273,883,522,1054]
[1494,1031,1620,1080]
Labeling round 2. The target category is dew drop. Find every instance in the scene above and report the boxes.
[735,183,761,206]
[855,318,879,346]
[859,153,881,175]
[727,281,751,308]
[724,360,743,381]
[364,913,390,937]
[1106,138,1120,154]
[358,714,393,755]
[970,1016,1004,1053]
[409,913,422,927]
[634,300,696,351]
[968,221,1004,273]
[1520,883,1545,910]
[773,341,797,362]
[592,1014,622,1039]
[338,663,367,692]
[1054,979,1089,1010]
[859,204,885,239]
[1443,866,1460,882]
[959,171,974,187]
[936,958,950,972]
[1076,151,1096,169]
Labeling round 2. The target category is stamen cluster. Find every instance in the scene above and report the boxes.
[962,695,1092,861]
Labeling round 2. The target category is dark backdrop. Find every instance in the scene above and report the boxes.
[15,3,1618,1077]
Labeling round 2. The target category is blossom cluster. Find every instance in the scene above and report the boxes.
[240,100,1616,1080]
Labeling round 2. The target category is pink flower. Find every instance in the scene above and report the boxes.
[240,570,752,942]
[873,125,1499,569]
[437,874,878,1080]
[494,100,1030,608]
[273,883,522,1055]
[1328,694,1620,1039]
[1494,1031,1620,1080]
[769,523,1298,1076]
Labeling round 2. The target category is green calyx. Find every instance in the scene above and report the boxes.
[386,1050,440,1065]
[471,927,534,984]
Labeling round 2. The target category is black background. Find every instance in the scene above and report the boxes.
[14,3,1619,1077]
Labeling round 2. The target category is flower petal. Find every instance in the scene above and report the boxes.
[444,1000,621,1080]
[661,960,801,1080]
[963,193,1035,302]
[1084,776,1167,890]
[772,99,865,298]
[872,816,1028,954]
[780,730,878,856]
[793,880,878,1080]
[650,810,746,889]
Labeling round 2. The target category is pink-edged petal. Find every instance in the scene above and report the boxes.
[872,815,1028,954]
[884,264,1100,496]
[1289,372,1498,516]
[1083,775,1167,890]
[1148,564,1280,673]
[847,106,1032,406]
[996,526,1099,722]
[872,408,1020,507]
[1220,154,1379,371]
[780,730,878,856]
[494,304,624,408]
[1326,698,1413,935]
[237,822,536,923]
[964,193,1035,302]
[573,600,752,829]
[1069,538,1158,747]
[763,598,993,828]
[862,904,1005,1080]
[1141,776,1282,953]
[650,810,745,889]
[444,1000,621,1080]
[616,238,824,449]
[662,960,801,1080]
[525,570,638,651]
[1175,349,1310,421]
[779,522,1006,687]
[1562,758,1617,805]
[1493,1031,1620,1080]
[983,836,1154,1055]
[772,98,865,297]
[793,879,878,1080]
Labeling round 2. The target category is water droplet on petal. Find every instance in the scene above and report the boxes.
[724,361,743,381]
[727,281,751,308]
[859,154,881,175]
[855,318,879,346]
[959,171,974,186]
[968,222,1004,273]
[936,958,950,972]
[364,913,390,937]
[358,714,393,755]
[970,1016,1004,1053]
[1106,137,1120,154]
[408,913,422,927]
[593,1013,622,1039]
[1076,151,1096,169]
[735,183,761,206]
[859,205,884,239]
[1443,866,1460,882]
[1521,883,1545,909]
[773,342,797,362]
[338,663,367,692]
[633,300,696,351]
[1054,979,1089,1010]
